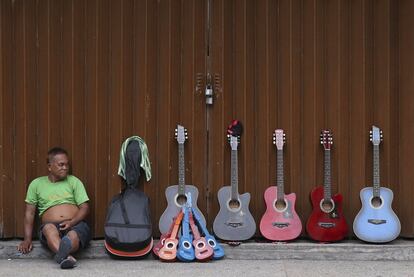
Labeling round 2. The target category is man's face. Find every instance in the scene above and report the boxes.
[48,153,69,181]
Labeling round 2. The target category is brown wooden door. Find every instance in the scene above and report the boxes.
[2,0,414,239]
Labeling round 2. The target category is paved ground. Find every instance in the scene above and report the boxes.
[1,258,414,277]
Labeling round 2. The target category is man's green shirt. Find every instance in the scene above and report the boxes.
[25,175,89,216]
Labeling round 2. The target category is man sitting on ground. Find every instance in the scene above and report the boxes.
[17,147,91,269]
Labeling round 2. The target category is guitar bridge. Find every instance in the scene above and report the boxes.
[318,222,335,228]
[368,219,387,225]
[272,222,290,228]
[226,222,243,228]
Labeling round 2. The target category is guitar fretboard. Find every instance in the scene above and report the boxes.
[324,149,332,201]
[373,144,380,197]
[178,143,186,196]
[231,148,239,201]
[276,149,285,201]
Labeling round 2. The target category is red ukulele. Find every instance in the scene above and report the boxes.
[259,129,302,241]
[158,211,183,262]
[189,211,213,262]
[153,218,176,258]
[306,130,348,242]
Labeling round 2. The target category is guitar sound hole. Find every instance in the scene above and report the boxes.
[183,241,191,249]
[208,239,216,247]
[166,242,175,249]
[371,196,382,208]
[275,199,287,211]
[176,194,187,206]
[229,199,240,209]
[321,200,333,212]
[197,241,205,249]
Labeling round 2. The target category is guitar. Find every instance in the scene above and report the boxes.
[259,129,302,241]
[189,211,213,262]
[213,120,256,241]
[192,207,224,260]
[306,130,348,242]
[177,195,195,262]
[353,126,401,243]
[159,124,206,234]
[158,211,183,262]
[153,218,175,258]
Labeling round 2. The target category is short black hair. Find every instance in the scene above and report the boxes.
[47,147,68,164]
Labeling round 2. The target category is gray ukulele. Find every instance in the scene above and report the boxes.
[158,124,206,234]
[213,133,256,241]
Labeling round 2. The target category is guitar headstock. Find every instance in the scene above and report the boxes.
[228,135,240,151]
[320,130,333,150]
[370,125,383,146]
[175,124,188,144]
[227,120,242,151]
[273,129,286,150]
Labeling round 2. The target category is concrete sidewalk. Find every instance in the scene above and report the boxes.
[2,239,414,261]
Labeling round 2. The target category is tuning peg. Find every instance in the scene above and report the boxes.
[185,136,188,139]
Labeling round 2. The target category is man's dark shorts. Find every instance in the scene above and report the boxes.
[39,221,91,249]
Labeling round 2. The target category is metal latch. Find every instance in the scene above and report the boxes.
[205,73,213,105]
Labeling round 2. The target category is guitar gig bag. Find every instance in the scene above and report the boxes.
[104,139,153,258]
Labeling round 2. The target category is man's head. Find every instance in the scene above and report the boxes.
[47,147,70,182]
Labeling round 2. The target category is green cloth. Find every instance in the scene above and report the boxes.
[25,175,90,216]
[118,136,152,181]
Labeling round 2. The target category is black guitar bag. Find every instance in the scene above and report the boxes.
[104,140,153,258]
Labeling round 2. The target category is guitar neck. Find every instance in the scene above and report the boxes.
[373,144,380,197]
[189,212,201,240]
[182,209,190,235]
[178,143,186,196]
[231,148,239,200]
[171,212,183,239]
[192,208,208,236]
[324,149,332,200]
[276,149,284,200]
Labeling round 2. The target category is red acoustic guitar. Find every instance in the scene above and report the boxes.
[306,130,348,242]
[189,211,213,262]
[158,211,183,262]
[259,129,302,241]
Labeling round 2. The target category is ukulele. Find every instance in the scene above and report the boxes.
[189,211,213,262]
[192,207,224,260]
[158,211,183,262]
[259,129,302,241]
[177,195,195,262]
[159,124,206,234]
[213,120,256,241]
[353,126,401,243]
[306,130,348,242]
[153,218,175,258]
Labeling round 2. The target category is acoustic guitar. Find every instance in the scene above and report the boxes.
[306,130,348,242]
[213,120,256,241]
[159,125,206,234]
[353,126,401,243]
[158,211,183,262]
[260,129,302,241]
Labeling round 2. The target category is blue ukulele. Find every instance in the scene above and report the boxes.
[353,126,401,243]
[177,195,195,262]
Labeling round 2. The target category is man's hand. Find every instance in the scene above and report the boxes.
[17,240,33,254]
[59,220,73,231]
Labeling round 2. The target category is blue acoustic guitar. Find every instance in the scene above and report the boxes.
[177,199,195,262]
[192,207,224,260]
[353,126,401,243]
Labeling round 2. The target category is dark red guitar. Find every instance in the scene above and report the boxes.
[306,130,348,242]
[153,217,176,258]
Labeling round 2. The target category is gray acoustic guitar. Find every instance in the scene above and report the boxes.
[158,124,206,234]
[213,127,256,241]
